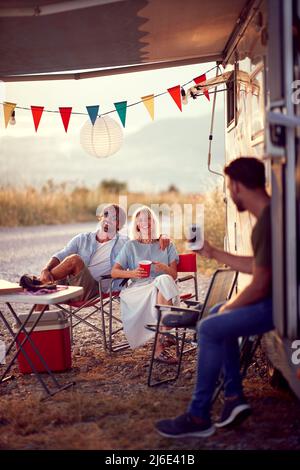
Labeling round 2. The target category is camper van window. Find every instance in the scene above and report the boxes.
[226,71,235,127]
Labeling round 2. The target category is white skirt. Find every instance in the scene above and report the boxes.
[120,274,179,349]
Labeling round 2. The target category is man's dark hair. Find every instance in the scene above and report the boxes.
[224,157,266,189]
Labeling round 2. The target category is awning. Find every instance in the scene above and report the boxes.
[0,0,253,81]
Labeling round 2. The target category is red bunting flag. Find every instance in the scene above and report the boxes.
[167,85,182,111]
[59,107,72,132]
[31,106,44,132]
[193,74,210,101]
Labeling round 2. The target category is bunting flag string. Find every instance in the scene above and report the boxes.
[141,94,154,120]
[59,107,72,132]
[3,101,16,128]
[167,85,182,111]
[114,101,127,127]
[31,105,44,132]
[86,105,99,125]
[193,74,210,101]
[1,64,226,132]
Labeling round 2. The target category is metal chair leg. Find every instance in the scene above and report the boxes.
[148,309,188,387]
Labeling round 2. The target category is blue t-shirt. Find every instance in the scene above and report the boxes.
[115,240,179,282]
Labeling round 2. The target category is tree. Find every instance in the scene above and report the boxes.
[99,179,128,193]
[167,184,179,193]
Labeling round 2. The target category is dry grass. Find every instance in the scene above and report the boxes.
[0,344,299,450]
[0,183,224,228]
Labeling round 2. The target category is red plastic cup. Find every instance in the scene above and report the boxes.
[139,260,152,277]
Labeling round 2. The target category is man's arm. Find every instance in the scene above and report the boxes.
[195,241,253,274]
[219,262,272,312]
[40,257,60,283]
[52,234,80,261]
[159,234,170,251]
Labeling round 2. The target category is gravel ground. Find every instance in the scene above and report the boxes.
[0,223,300,450]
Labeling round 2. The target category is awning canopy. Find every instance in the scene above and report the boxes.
[0,0,253,81]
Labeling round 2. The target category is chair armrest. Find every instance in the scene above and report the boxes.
[177,275,194,283]
[155,304,201,314]
[98,276,128,289]
[184,300,203,308]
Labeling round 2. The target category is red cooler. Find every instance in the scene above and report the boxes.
[15,310,71,374]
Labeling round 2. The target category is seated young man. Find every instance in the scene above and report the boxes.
[155,157,273,438]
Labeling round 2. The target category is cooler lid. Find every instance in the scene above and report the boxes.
[16,309,68,327]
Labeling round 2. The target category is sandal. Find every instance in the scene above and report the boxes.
[159,333,177,347]
[154,349,178,364]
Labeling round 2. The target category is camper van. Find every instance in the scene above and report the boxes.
[196,0,300,397]
[0,0,299,396]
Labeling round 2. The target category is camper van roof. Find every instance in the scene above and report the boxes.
[0,0,253,81]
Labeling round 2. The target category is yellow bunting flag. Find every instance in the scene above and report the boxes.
[141,94,154,120]
[3,102,16,128]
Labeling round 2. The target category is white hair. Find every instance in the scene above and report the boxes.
[130,206,159,240]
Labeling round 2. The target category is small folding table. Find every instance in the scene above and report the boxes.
[0,285,83,397]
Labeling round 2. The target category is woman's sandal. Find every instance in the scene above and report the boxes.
[154,349,178,364]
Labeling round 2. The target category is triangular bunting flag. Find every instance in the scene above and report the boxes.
[3,102,16,128]
[114,101,127,127]
[193,74,210,101]
[31,106,44,132]
[59,107,72,132]
[167,85,182,111]
[86,105,99,125]
[141,94,154,120]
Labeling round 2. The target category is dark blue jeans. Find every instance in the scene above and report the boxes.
[188,298,273,420]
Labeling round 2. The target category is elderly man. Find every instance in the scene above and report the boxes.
[39,204,169,300]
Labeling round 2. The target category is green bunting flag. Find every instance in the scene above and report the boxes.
[114,101,127,127]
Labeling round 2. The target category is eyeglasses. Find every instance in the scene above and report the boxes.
[98,211,118,222]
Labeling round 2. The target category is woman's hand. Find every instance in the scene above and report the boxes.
[130,267,149,278]
[152,261,168,273]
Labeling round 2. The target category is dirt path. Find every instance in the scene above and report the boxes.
[0,222,95,282]
[0,224,300,450]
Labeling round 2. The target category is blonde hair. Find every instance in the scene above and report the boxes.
[130,206,159,240]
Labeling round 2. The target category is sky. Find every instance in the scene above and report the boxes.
[0,62,225,192]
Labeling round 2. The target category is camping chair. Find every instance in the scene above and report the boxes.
[145,253,198,334]
[56,277,129,352]
[98,275,129,352]
[148,268,238,387]
[176,253,199,303]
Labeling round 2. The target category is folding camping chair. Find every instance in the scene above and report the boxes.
[98,275,129,352]
[148,268,238,386]
[57,276,129,352]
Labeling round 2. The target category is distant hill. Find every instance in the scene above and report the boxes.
[0,111,225,192]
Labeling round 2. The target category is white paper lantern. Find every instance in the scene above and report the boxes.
[80,115,123,158]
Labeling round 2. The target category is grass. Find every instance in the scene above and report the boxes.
[0,344,299,450]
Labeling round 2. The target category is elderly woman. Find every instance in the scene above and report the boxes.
[111,206,179,364]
